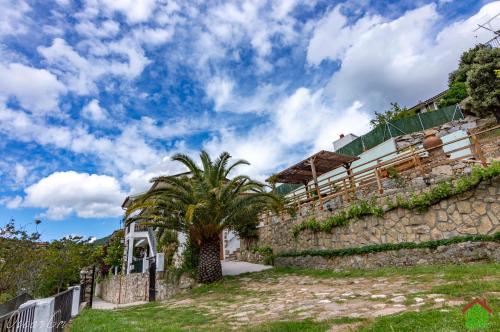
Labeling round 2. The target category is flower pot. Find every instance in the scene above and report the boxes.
[423,130,444,159]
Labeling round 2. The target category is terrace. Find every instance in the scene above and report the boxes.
[271,125,498,213]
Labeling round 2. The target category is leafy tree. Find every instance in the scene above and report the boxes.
[36,236,95,296]
[370,102,415,128]
[126,151,280,283]
[103,230,125,269]
[0,222,42,301]
[437,81,468,108]
[445,44,500,121]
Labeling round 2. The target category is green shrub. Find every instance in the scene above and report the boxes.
[278,233,500,258]
[251,246,274,265]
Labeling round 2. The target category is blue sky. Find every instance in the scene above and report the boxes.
[0,0,498,241]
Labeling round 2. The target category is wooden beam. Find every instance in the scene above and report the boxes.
[310,157,323,209]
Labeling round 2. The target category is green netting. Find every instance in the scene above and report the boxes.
[275,183,301,196]
[338,136,364,156]
[337,105,463,157]
[361,125,388,151]
[420,105,458,128]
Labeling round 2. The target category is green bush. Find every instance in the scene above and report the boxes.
[292,161,499,237]
[251,246,274,265]
[278,233,500,258]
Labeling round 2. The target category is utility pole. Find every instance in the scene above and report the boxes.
[474,13,500,47]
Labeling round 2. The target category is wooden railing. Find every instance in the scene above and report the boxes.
[284,125,498,211]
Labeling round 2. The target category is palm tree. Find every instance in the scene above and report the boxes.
[125,151,278,283]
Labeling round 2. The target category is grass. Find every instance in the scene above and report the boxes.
[70,304,218,332]
[358,297,500,332]
[254,263,500,282]
[245,317,363,332]
[430,280,500,298]
[70,263,500,331]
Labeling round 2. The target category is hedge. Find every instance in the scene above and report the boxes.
[276,232,500,258]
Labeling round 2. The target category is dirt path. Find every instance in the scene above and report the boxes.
[160,272,494,330]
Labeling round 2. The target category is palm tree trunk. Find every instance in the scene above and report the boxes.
[197,238,223,283]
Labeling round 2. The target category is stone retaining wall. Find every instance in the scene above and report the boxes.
[275,241,500,270]
[243,177,499,256]
[97,273,195,304]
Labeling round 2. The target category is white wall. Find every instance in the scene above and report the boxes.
[224,230,240,258]
[441,130,471,159]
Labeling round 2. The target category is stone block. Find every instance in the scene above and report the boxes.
[414,225,431,234]
[456,225,477,235]
[436,222,456,232]
[472,202,487,215]
[424,211,436,227]
[477,215,493,234]
[456,201,471,214]
[436,210,448,222]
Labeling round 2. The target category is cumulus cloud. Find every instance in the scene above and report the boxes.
[98,0,157,23]
[14,163,27,185]
[308,2,500,111]
[38,37,150,95]
[0,106,160,174]
[82,99,108,122]
[23,171,125,220]
[0,0,31,37]
[203,85,371,180]
[75,19,120,38]
[0,63,65,114]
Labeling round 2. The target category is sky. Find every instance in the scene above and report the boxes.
[0,0,498,241]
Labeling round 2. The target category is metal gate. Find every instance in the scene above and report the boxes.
[148,257,156,302]
[52,288,73,332]
[0,302,36,332]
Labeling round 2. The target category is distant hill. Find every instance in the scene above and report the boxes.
[93,235,111,246]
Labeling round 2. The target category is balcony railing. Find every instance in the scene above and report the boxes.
[282,125,498,211]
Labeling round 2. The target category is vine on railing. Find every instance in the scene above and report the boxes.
[292,161,500,238]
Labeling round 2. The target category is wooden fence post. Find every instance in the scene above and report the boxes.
[468,129,487,167]
[375,159,383,194]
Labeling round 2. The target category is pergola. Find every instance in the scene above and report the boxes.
[271,150,359,201]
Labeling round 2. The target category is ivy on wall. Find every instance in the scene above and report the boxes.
[278,233,500,258]
[292,161,500,238]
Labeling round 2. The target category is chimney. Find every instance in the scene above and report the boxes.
[339,134,345,139]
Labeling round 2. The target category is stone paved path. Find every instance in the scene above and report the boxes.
[160,272,492,330]
[221,260,272,276]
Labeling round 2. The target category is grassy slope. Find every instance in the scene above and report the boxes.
[70,263,500,332]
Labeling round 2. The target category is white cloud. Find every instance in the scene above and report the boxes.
[23,171,125,220]
[14,163,27,184]
[98,0,157,23]
[191,0,308,74]
[0,106,161,174]
[308,2,500,111]
[0,0,31,37]
[205,76,282,113]
[203,85,371,180]
[307,5,382,66]
[38,37,150,95]
[133,27,174,46]
[82,99,108,122]
[75,19,120,38]
[0,63,65,114]
[4,195,22,209]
